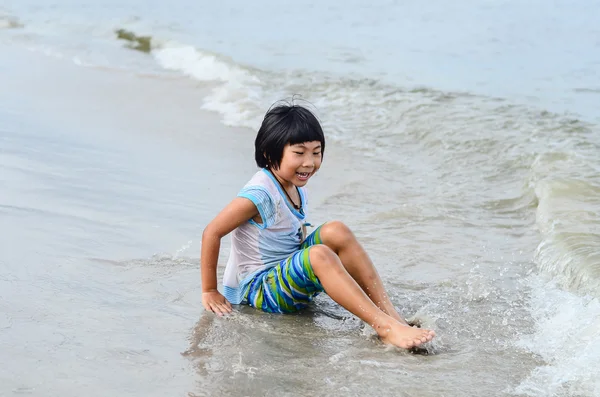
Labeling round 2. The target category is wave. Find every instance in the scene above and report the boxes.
[109,29,596,147]
[530,150,600,296]
[141,32,596,164]
[112,28,486,140]
[514,276,600,397]
[151,42,268,129]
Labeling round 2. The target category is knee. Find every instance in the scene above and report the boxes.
[319,220,355,249]
[308,244,339,272]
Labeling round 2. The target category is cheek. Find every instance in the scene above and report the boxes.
[315,157,323,169]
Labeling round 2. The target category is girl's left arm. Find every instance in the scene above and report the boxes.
[201,197,259,315]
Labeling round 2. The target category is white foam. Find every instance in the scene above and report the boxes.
[149,40,410,140]
[153,45,254,83]
[522,151,600,396]
[514,276,600,397]
[153,43,267,129]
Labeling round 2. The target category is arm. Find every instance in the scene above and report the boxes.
[201,197,259,315]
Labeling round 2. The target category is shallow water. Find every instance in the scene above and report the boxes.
[1,1,600,396]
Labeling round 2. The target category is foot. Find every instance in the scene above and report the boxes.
[377,321,436,349]
[378,303,406,324]
[378,301,411,326]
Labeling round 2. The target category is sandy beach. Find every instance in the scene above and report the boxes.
[2,1,600,395]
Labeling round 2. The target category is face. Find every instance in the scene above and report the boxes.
[271,141,322,188]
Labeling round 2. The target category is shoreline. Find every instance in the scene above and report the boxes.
[0,44,365,395]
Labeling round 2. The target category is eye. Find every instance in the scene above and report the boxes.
[293,151,304,155]
[313,152,321,156]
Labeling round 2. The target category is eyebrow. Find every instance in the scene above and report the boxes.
[293,144,322,149]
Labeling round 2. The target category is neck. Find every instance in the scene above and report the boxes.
[269,169,294,191]
[268,169,301,210]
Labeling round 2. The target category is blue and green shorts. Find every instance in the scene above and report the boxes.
[243,226,325,313]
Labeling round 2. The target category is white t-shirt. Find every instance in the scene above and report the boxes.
[222,168,309,304]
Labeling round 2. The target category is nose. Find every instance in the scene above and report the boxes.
[302,156,315,168]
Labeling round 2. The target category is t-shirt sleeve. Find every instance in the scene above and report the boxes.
[238,185,277,229]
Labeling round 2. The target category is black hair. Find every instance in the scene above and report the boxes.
[254,101,325,169]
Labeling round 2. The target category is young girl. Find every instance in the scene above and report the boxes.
[201,103,435,349]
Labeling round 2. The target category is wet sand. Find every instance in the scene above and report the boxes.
[0,43,359,396]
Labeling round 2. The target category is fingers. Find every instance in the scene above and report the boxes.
[205,300,233,316]
[209,303,225,316]
[214,302,233,316]
[201,291,233,316]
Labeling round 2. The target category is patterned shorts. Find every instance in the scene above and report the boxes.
[243,226,324,313]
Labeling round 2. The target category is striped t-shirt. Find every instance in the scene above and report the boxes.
[222,168,309,304]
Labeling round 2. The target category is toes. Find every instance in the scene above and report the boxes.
[417,329,435,343]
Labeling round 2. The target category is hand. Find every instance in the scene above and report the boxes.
[202,290,233,316]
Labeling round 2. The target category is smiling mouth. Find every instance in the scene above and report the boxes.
[296,172,311,180]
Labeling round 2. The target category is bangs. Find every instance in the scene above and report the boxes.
[286,112,325,146]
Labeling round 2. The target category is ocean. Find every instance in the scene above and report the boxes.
[1,1,599,396]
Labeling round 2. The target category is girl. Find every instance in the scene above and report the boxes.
[201,103,435,349]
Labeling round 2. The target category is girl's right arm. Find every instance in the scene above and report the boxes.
[201,197,259,316]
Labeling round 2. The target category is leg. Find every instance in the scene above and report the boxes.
[309,245,435,348]
[244,249,324,314]
[317,221,407,324]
